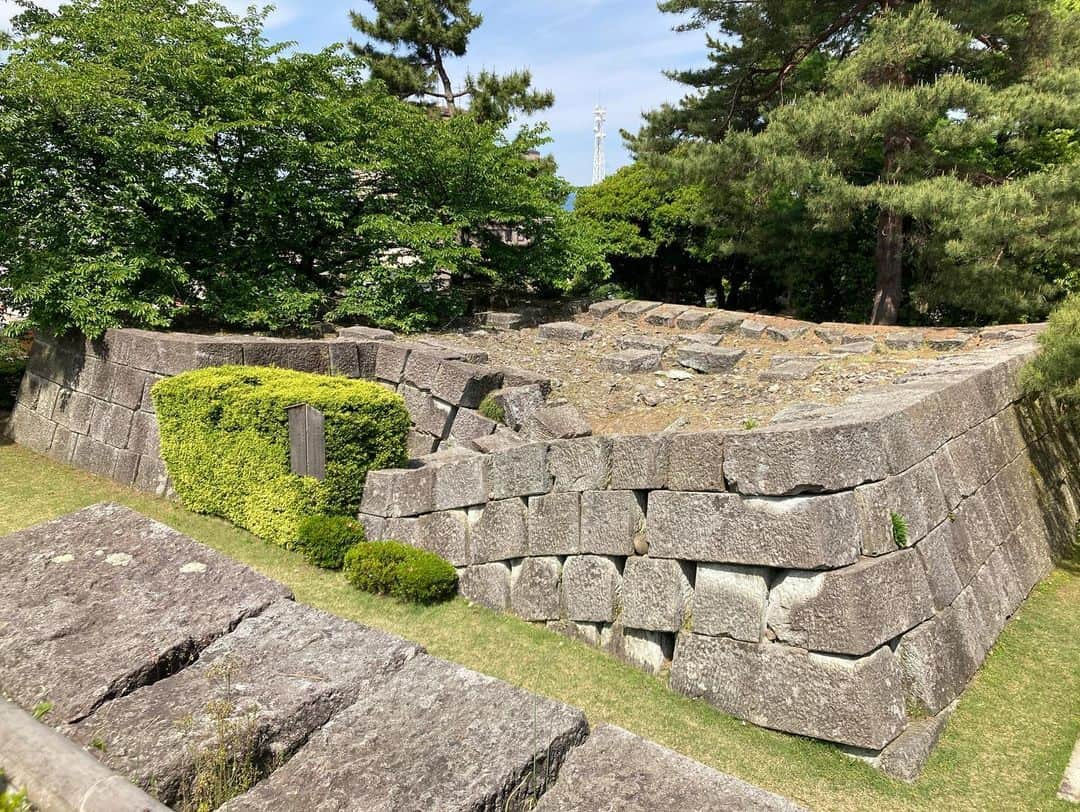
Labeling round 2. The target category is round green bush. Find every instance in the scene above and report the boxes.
[343,541,458,605]
[295,515,366,570]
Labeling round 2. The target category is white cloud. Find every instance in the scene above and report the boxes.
[220,0,300,29]
[0,0,63,31]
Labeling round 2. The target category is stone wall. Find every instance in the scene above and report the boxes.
[9,321,1080,774]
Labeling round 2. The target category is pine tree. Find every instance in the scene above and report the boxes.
[349,0,553,126]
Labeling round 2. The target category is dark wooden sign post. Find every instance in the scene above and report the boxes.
[287,404,326,481]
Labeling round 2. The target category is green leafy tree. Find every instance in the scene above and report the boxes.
[0,0,604,337]
[1023,294,1080,404]
[349,0,554,126]
[641,0,1079,324]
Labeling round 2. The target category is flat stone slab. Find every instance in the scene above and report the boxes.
[68,600,422,805]
[1060,738,1080,803]
[223,654,588,812]
[0,504,290,723]
[677,344,745,374]
[534,724,805,811]
[538,321,594,342]
[601,348,662,373]
[760,359,820,381]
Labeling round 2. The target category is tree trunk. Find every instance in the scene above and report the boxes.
[871,206,903,325]
[433,51,457,116]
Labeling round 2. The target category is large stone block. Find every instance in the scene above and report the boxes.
[9,403,56,455]
[134,454,170,496]
[701,311,745,334]
[647,491,861,569]
[108,364,152,410]
[674,308,713,330]
[510,557,561,620]
[360,465,435,518]
[71,434,119,477]
[916,522,964,610]
[449,407,497,441]
[677,345,745,374]
[469,498,528,563]
[240,338,329,374]
[488,385,546,431]
[610,434,669,490]
[548,437,612,491]
[538,321,594,342]
[643,303,689,326]
[223,654,588,812]
[431,361,503,408]
[337,325,396,341]
[0,504,289,723]
[417,510,470,566]
[527,492,581,556]
[428,449,487,511]
[621,557,692,632]
[458,562,511,611]
[534,724,805,812]
[766,550,934,656]
[693,564,768,642]
[600,349,662,374]
[50,388,95,434]
[670,635,907,749]
[666,431,726,491]
[581,490,644,556]
[485,442,552,499]
[402,347,455,390]
[522,404,592,441]
[560,556,622,623]
[399,384,454,438]
[606,626,672,675]
[88,399,134,448]
[374,340,418,382]
[587,299,624,320]
[618,300,662,320]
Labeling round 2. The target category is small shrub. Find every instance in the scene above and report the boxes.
[891,512,910,548]
[344,541,458,605]
[295,515,366,570]
[1023,294,1080,404]
[741,417,760,431]
[478,393,506,424]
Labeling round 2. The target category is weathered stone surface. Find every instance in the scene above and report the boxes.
[739,319,768,338]
[479,311,527,330]
[327,341,360,378]
[108,365,152,410]
[485,442,552,499]
[928,335,972,352]
[916,522,964,610]
[702,311,745,334]
[470,427,526,453]
[88,399,134,448]
[666,431,726,491]
[126,410,160,457]
[643,303,689,327]
[427,448,487,511]
[610,434,669,490]
[548,437,612,491]
[538,321,595,342]
[241,338,330,374]
[399,384,453,438]
[648,490,861,569]
[874,705,954,783]
[765,322,812,342]
[546,620,604,647]
[449,406,497,441]
[675,308,713,330]
[490,384,546,431]
[0,504,289,723]
[71,435,119,477]
[51,388,95,434]
[561,556,621,623]
[402,348,454,390]
[600,349,662,374]
[885,331,925,350]
[622,557,692,632]
[527,492,581,555]
[510,557,561,620]
[767,550,934,656]
[337,325,396,341]
[588,299,625,320]
[671,635,906,749]
[677,344,745,374]
[535,724,805,812]
[224,654,588,812]
[522,404,592,441]
[581,490,644,556]
[694,564,768,642]
[406,430,439,457]
[431,361,503,408]
[1058,739,1080,804]
[417,510,470,566]
[499,365,554,396]
[373,340,416,382]
[70,600,420,805]
[134,453,170,496]
[360,465,435,518]
[459,562,512,611]
[618,300,663,320]
[831,340,877,355]
[602,625,671,674]
[760,360,820,382]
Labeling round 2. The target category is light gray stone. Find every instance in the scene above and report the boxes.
[702,311,745,334]
[417,510,470,566]
[223,654,588,812]
[885,331,925,350]
[0,504,290,723]
[499,365,554,396]
[399,384,454,438]
[917,522,964,610]
[406,430,439,457]
[527,492,581,556]
[538,321,595,342]
[50,388,95,434]
[546,620,603,647]
[647,490,861,569]
[618,300,662,320]
[610,433,669,490]
[560,556,622,623]
[665,432,726,491]
[675,308,713,330]
[428,448,487,511]
[875,705,955,783]
[760,360,820,382]
[614,627,671,675]
[337,325,396,341]
[403,347,455,390]
[88,399,133,448]
[484,442,552,499]
[385,517,420,546]
[643,303,689,326]
[581,490,644,556]
[615,335,673,353]
[928,335,971,351]
[534,724,805,812]
[831,340,877,355]
[126,410,160,457]
[458,563,511,611]
[490,384,546,430]
[677,344,745,374]
[449,407,497,441]
[621,557,692,632]
[134,453,170,496]
[766,550,934,656]
[510,557,561,621]
[740,320,768,339]
[522,404,592,441]
[588,300,625,320]
[108,365,152,409]
[548,437,612,491]
[765,322,812,342]
[360,465,435,518]
[431,361,503,408]
[671,635,907,749]
[693,564,768,642]
[600,349,663,374]
[240,338,329,374]
[71,434,118,477]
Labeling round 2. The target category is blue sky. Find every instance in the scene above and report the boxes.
[0,1,706,186]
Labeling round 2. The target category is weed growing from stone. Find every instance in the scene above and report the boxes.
[30,701,51,721]
[891,512,910,548]
[741,418,760,431]
[479,394,506,425]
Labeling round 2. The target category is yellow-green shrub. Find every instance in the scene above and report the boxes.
[153,366,409,546]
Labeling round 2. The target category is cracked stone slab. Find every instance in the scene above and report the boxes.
[223,654,589,812]
[534,724,806,812]
[0,504,290,723]
[68,601,422,806]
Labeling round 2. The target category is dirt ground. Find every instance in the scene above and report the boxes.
[418,313,997,435]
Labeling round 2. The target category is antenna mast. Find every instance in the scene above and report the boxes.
[592,105,607,185]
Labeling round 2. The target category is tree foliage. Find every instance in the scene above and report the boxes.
[349,0,554,126]
[1023,294,1080,405]
[0,0,604,337]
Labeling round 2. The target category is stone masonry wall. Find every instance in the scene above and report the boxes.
[9,320,1080,771]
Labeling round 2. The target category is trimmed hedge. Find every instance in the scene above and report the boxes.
[153,366,409,546]
[344,541,458,605]
[296,515,366,570]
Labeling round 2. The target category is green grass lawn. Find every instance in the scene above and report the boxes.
[1,441,1077,811]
